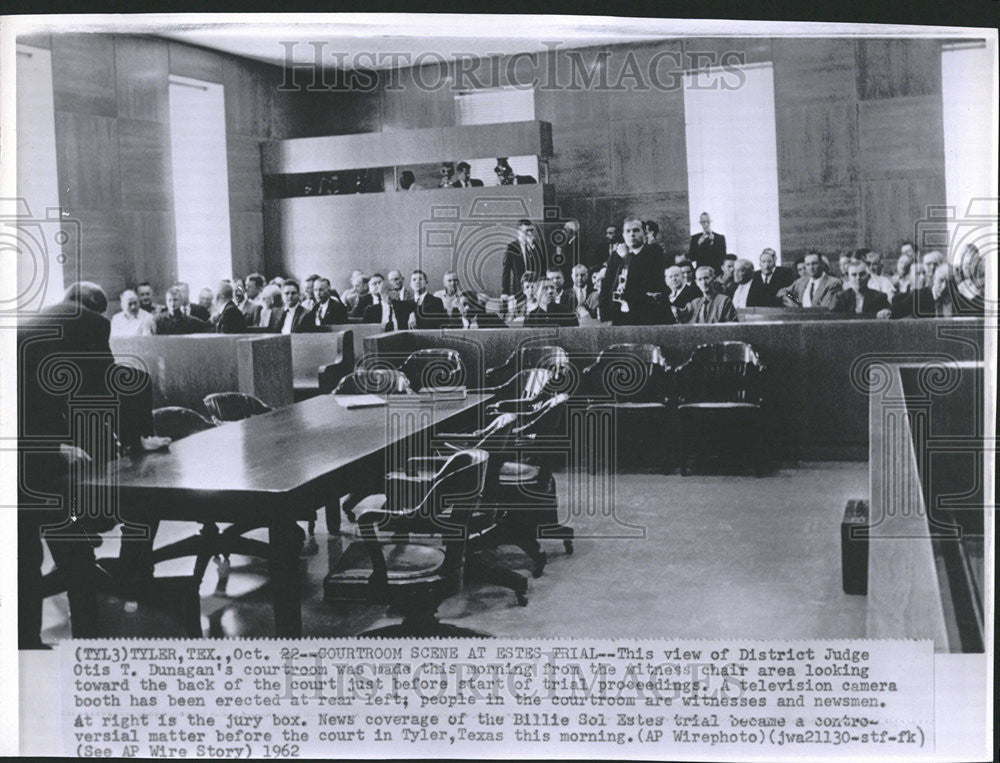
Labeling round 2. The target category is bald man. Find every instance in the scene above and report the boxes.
[725,259,775,308]
[110,289,157,336]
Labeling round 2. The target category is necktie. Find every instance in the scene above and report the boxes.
[764,275,770,285]
[698,298,709,323]
[808,282,815,303]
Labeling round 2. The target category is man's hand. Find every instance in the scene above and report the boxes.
[140,436,172,451]
[875,309,892,320]
[614,243,628,258]
[59,444,92,466]
[407,312,417,330]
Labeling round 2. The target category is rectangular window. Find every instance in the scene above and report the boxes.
[941,41,996,254]
[454,87,539,184]
[169,75,231,292]
[14,44,63,308]
[683,63,782,264]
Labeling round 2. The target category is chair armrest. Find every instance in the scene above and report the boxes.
[405,456,448,476]
[488,398,536,415]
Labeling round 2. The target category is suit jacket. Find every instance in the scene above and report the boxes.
[443,312,508,329]
[452,178,484,187]
[685,292,739,324]
[156,310,211,335]
[597,245,667,325]
[307,297,348,327]
[411,292,448,329]
[582,290,601,319]
[524,303,579,328]
[890,285,984,319]
[215,302,248,334]
[754,268,795,302]
[726,278,778,308]
[688,232,727,273]
[563,285,592,314]
[350,292,375,319]
[189,303,210,321]
[666,284,702,310]
[780,274,842,308]
[362,299,416,331]
[831,287,891,316]
[239,298,262,326]
[268,303,311,333]
[502,239,546,296]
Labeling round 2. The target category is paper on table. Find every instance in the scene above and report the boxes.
[333,394,386,409]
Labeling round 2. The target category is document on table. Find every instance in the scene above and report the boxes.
[333,394,386,409]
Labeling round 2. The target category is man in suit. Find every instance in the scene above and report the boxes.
[566,264,591,315]
[452,161,484,188]
[308,277,348,327]
[525,277,579,328]
[715,254,737,292]
[444,291,509,329]
[502,219,545,296]
[110,289,158,337]
[755,248,794,301]
[213,281,248,333]
[590,224,619,273]
[434,271,462,317]
[887,263,984,319]
[386,269,414,301]
[350,273,383,318]
[681,266,739,324]
[552,220,580,279]
[301,274,320,311]
[832,261,891,316]
[270,279,312,333]
[687,212,727,273]
[662,265,702,315]
[341,270,368,314]
[862,251,897,299]
[778,252,842,308]
[407,269,447,329]
[363,278,415,331]
[727,258,776,308]
[156,286,211,335]
[193,288,214,321]
[598,216,666,325]
[643,220,671,264]
[240,274,265,326]
[546,267,573,310]
[136,281,163,314]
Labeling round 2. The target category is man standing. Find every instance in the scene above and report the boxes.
[110,289,157,336]
[687,212,727,273]
[502,219,544,296]
[598,217,666,325]
[727,258,775,308]
[434,271,462,316]
[525,278,580,328]
[832,261,891,316]
[156,286,211,335]
[308,277,347,327]
[136,281,162,314]
[778,252,843,308]
[212,281,248,334]
[271,279,311,333]
[755,248,794,302]
[408,269,447,329]
[553,220,580,278]
[683,266,739,324]
[452,161,484,188]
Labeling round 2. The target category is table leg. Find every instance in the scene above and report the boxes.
[268,521,302,638]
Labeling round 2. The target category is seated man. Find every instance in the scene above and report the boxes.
[256,284,282,330]
[213,281,248,333]
[663,265,702,316]
[301,274,320,311]
[363,277,415,331]
[566,263,591,314]
[386,269,414,301]
[863,251,897,298]
[679,260,696,287]
[408,269,447,329]
[156,286,211,334]
[886,263,984,319]
[193,287,214,321]
[715,254,737,292]
[681,266,738,324]
[451,161,484,188]
[546,267,572,309]
[444,291,508,329]
[726,258,775,308]
[341,270,368,313]
[434,271,462,316]
[110,289,157,336]
[525,277,579,328]
[350,273,383,318]
[832,260,891,316]
[778,251,842,308]
[308,277,348,327]
[269,279,311,333]
[136,281,163,314]
[240,274,265,325]
[506,270,539,323]
[583,268,604,318]
[755,248,794,300]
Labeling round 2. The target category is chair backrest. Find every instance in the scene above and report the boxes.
[514,393,570,438]
[415,449,489,573]
[202,392,274,424]
[484,345,569,388]
[674,342,766,404]
[586,343,669,401]
[333,369,413,396]
[399,349,465,391]
[152,406,215,440]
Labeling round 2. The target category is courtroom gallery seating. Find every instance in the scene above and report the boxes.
[323,449,491,637]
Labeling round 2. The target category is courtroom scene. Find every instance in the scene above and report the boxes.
[14,24,992,649]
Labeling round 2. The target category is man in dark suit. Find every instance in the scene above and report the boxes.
[136,281,163,314]
[213,281,248,334]
[443,291,509,329]
[832,261,891,316]
[350,273,383,319]
[566,264,592,315]
[887,263,984,319]
[451,161,484,188]
[363,278,415,331]
[687,212,727,274]
[307,277,348,327]
[598,217,666,325]
[525,278,580,328]
[662,265,701,315]
[502,219,545,296]
[193,287,214,322]
[726,259,777,308]
[755,248,795,302]
[644,220,672,267]
[269,279,312,333]
[590,224,619,273]
[156,286,211,334]
[408,270,448,329]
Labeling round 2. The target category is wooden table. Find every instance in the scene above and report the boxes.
[85,394,489,637]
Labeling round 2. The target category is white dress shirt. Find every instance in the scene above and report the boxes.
[731,281,752,308]
[380,301,399,330]
[110,309,157,337]
[802,277,823,307]
[281,308,297,334]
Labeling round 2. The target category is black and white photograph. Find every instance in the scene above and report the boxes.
[1,12,995,760]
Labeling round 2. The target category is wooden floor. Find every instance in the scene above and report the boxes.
[39,462,868,641]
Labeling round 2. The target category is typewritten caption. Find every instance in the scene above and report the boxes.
[63,639,932,757]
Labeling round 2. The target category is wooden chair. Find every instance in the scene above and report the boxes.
[582,343,673,473]
[151,406,213,441]
[398,348,465,391]
[672,341,768,476]
[202,392,272,425]
[483,345,569,388]
[333,369,413,395]
[323,449,492,636]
